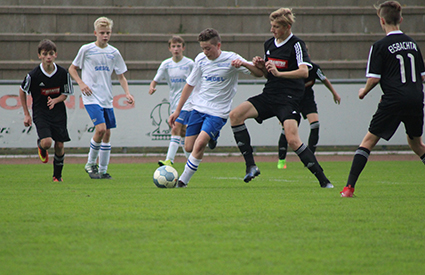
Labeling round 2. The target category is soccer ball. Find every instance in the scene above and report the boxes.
[153,165,178,188]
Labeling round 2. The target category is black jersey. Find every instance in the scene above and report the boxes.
[366,31,425,111]
[263,34,311,103]
[21,63,74,123]
[304,62,327,98]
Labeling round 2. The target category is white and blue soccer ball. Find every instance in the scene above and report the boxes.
[153,165,178,188]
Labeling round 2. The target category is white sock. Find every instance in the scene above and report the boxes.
[166,136,180,162]
[179,154,202,184]
[87,138,101,164]
[180,137,190,158]
[99,142,111,174]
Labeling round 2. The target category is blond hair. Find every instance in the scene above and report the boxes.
[94,16,113,30]
[269,8,295,27]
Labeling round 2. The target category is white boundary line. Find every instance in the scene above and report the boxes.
[0,151,414,159]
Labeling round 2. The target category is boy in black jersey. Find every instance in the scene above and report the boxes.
[230,8,334,188]
[341,1,425,197]
[19,39,73,182]
[277,60,341,169]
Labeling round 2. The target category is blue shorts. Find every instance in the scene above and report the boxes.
[186,110,227,141]
[84,104,116,129]
[176,110,192,125]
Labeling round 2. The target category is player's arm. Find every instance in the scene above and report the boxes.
[253,56,268,77]
[359,77,380,99]
[68,64,92,96]
[169,83,194,127]
[266,63,309,79]
[149,80,158,95]
[47,94,67,110]
[322,78,341,104]
[231,59,263,77]
[117,73,134,104]
[19,88,32,127]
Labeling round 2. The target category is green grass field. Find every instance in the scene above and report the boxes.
[1,160,424,275]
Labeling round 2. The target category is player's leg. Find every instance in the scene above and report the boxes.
[306,113,319,154]
[229,100,260,182]
[99,128,112,179]
[284,119,333,188]
[159,121,183,167]
[277,128,287,169]
[341,131,380,197]
[180,125,190,158]
[35,122,53,163]
[178,114,226,187]
[407,136,425,163]
[53,141,65,182]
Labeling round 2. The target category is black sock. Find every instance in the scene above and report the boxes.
[308,121,319,154]
[278,129,288,160]
[421,153,425,164]
[295,143,329,185]
[232,124,255,168]
[53,154,65,179]
[347,147,370,188]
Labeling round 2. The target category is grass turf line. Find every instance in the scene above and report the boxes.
[0,161,424,275]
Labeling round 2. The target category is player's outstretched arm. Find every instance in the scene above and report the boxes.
[359,77,380,99]
[149,80,158,95]
[169,83,194,127]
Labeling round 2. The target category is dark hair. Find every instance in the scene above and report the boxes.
[168,35,185,47]
[198,28,221,45]
[375,1,402,25]
[37,39,57,54]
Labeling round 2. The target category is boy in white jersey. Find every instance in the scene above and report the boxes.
[149,36,194,167]
[69,16,135,179]
[168,28,263,188]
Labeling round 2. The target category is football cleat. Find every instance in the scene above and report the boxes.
[99,173,112,179]
[321,182,334,188]
[243,165,260,182]
[277,159,287,169]
[340,185,355,197]
[85,163,100,179]
[52,176,63,182]
[158,159,174,167]
[177,180,187,188]
[208,139,217,150]
[38,146,49,163]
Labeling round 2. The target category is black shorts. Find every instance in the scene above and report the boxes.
[248,93,301,125]
[299,91,318,119]
[369,106,424,141]
[34,117,71,142]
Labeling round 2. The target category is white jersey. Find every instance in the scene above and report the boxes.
[153,56,194,112]
[72,42,127,108]
[186,51,251,118]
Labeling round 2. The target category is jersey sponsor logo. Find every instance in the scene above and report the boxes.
[268,58,288,69]
[95,65,110,71]
[216,62,230,68]
[180,66,190,70]
[41,87,60,96]
[388,41,418,54]
[170,78,186,83]
[204,75,226,82]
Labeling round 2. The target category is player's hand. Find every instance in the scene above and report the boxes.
[359,88,367,99]
[23,115,32,127]
[252,56,265,69]
[149,87,156,95]
[231,59,243,68]
[334,94,341,104]
[126,94,135,104]
[168,112,178,128]
[47,96,56,110]
[80,83,92,96]
[265,61,279,76]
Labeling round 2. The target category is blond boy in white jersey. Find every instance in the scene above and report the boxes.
[149,36,194,167]
[69,16,135,179]
[168,28,263,188]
